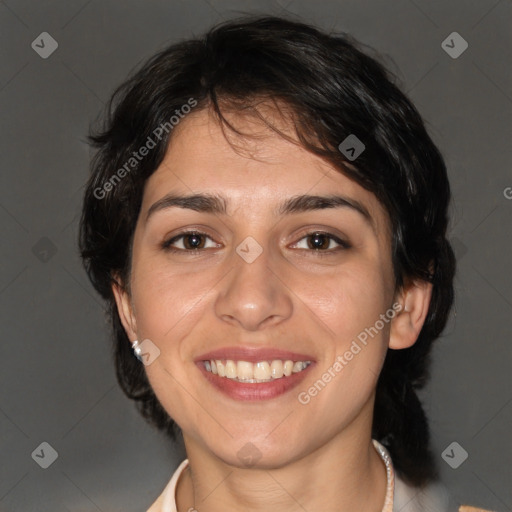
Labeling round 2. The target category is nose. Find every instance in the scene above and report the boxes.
[214,241,293,331]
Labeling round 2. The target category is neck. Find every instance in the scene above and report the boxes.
[176,409,388,512]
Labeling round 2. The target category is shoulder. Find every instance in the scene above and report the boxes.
[146,459,189,512]
[146,491,165,512]
[394,474,494,512]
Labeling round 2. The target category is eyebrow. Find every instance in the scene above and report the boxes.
[145,192,376,233]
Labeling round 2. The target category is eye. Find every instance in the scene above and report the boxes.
[161,231,220,253]
[161,230,350,256]
[292,231,350,255]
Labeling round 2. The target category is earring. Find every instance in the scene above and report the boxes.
[131,340,142,360]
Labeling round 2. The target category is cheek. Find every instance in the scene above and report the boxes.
[130,258,216,335]
[303,261,390,343]
[128,263,214,424]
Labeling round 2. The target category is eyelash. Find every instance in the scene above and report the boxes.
[161,230,351,257]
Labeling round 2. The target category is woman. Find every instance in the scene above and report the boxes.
[79,15,493,512]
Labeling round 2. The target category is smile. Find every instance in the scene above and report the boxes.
[203,359,312,383]
[197,358,315,401]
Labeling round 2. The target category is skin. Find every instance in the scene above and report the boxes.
[112,104,433,512]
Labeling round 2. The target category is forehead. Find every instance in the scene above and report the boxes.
[140,107,390,236]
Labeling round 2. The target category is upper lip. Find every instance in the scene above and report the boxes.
[194,346,316,363]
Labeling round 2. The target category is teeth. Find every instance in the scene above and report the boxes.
[270,360,284,379]
[237,361,253,381]
[225,360,237,379]
[203,359,312,382]
[254,361,270,380]
[292,361,305,373]
[283,360,293,376]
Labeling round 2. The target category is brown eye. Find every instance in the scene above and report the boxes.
[307,233,331,250]
[182,233,206,250]
[162,231,218,252]
[292,231,351,256]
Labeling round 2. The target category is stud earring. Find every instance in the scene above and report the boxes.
[131,340,142,360]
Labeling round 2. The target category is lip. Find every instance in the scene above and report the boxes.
[196,359,315,401]
[194,346,316,364]
[194,346,316,401]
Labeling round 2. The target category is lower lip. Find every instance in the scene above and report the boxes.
[196,361,315,401]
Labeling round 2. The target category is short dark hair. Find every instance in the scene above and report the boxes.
[78,14,456,487]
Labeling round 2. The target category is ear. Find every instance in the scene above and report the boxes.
[111,273,138,342]
[389,276,433,350]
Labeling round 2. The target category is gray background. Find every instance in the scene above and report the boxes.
[1,0,511,511]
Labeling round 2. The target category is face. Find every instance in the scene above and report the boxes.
[113,105,425,469]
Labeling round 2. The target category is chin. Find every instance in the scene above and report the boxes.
[209,437,307,471]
